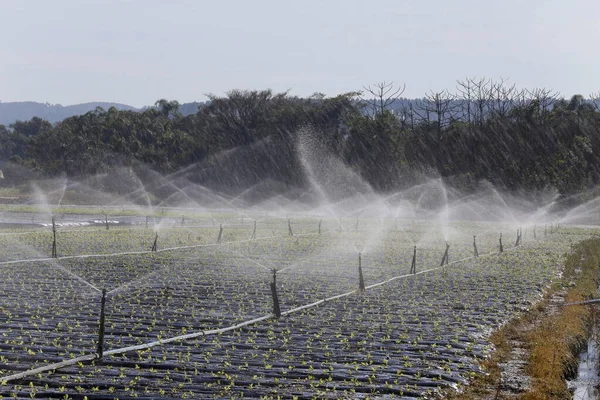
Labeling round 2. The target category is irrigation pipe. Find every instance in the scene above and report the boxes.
[0,241,526,385]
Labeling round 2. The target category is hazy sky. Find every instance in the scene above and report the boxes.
[2,0,599,107]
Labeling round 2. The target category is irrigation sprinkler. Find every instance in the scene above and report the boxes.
[151,231,158,252]
[105,214,109,230]
[473,236,479,257]
[97,288,107,359]
[241,215,244,226]
[181,215,185,227]
[410,246,417,274]
[395,217,398,231]
[440,241,450,266]
[499,233,503,253]
[318,219,322,234]
[216,223,223,244]
[545,224,547,236]
[51,215,57,258]
[358,252,366,292]
[355,217,359,231]
[533,225,536,239]
[145,216,149,229]
[251,220,257,239]
[514,229,521,247]
[288,219,293,237]
[270,269,281,318]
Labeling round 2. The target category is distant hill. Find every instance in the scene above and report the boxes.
[0,101,207,126]
[0,102,139,125]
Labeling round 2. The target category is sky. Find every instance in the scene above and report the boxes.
[1,0,599,107]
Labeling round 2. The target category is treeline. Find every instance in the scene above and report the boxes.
[1,78,600,196]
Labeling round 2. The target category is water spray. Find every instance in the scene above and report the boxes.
[288,219,293,237]
[51,215,57,258]
[358,252,365,292]
[216,223,223,244]
[410,246,417,274]
[440,241,450,266]
[473,235,478,257]
[499,233,503,253]
[97,288,107,359]
[151,231,158,252]
[270,269,281,318]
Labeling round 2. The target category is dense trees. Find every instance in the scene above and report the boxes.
[2,82,600,196]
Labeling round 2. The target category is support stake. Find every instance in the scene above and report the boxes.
[410,246,417,274]
[270,269,281,318]
[473,236,479,257]
[499,233,503,253]
[358,252,365,292]
[216,223,223,244]
[288,219,293,237]
[251,220,257,239]
[97,289,107,359]
[151,231,158,252]
[51,215,57,258]
[105,214,109,230]
[440,241,450,266]
[318,219,322,234]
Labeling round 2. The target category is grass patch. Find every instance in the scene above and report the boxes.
[447,237,600,399]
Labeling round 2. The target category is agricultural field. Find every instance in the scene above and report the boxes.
[0,211,594,399]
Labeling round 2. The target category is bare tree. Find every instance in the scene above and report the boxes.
[360,81,406,116]
[488,77,519,119]
[526,88,561,124]
[589,92,600,112]
[414,90,457,139]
